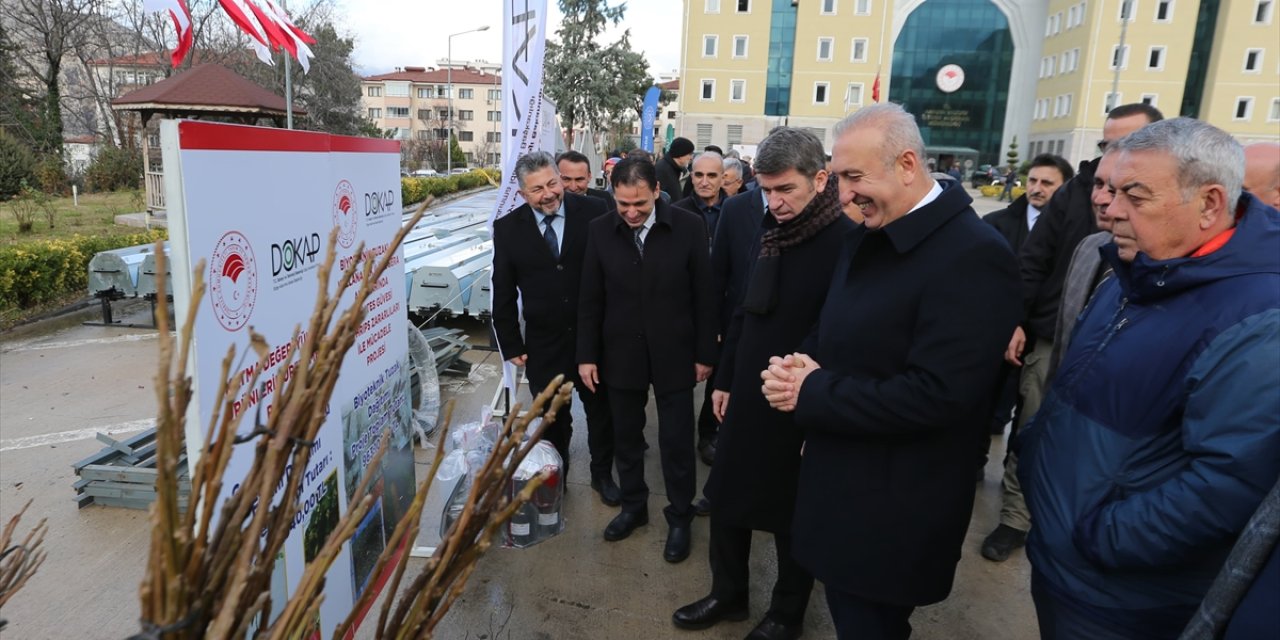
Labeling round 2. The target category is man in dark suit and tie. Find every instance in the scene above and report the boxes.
[492,151,619,506]
[578,157,718,563]
[556,150,613,205]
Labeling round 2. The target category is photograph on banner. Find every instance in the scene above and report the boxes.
[162,120,410,637]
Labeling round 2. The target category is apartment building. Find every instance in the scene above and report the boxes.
[360,62,504,168]
[1031,0,1280,165]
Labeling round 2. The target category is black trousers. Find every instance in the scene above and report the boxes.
[709,516,813,626]
[608,385,696,526]
[529,369,614,480]
[697,379,719,443]
[824,586,914,640]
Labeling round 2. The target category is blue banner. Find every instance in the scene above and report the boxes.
[640,86,661,152]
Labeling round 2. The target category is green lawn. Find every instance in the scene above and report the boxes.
[0,190,148,246]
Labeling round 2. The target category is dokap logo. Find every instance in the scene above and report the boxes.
[332,180,358,249]
[271,232,322,277]
[209,230,258,331]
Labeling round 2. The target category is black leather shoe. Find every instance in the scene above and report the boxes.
[664,524,691,563]
[698,437,716,465]
[745,616,803,640]
[672,594,749,630]
[694,497,711,517]
[980,524,1027,562]
[603,511,648,541]
[590,474,621,507]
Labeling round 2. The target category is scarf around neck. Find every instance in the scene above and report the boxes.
[741,176,843,314]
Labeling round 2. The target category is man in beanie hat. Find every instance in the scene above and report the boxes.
[659,137,696,201]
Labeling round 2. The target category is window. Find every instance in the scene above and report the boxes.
[1048,55,1057,76]
[435,86,450,98]
[459,88,473,99]
[487,110,501,121]
[1104,92,1121,114]
[367,86,382,97]
[417,109,431,120]
[737,0,749,12]
[855,0,871,15]
[1064,94,1073,116]
[1055,12,1064,33]
[458,110,474,121]
[846,83,864,106]
[1069,48,1081,72]
[1244,48,1263,72]
[730,79,746,102]
[817,37,834,61]
[486,153,500,165]
[1141,93,1158,106]
[701,79,715,101]
[416,130,429,140]
[1156,0,1173,21]
[458,131,474,142]
[488,89,502,100]
[1111,44,1130,69]
[367,107,382,119]
[385,81,409,97]
[703,35,718,57]
[1148,46,1165,70]
[486,131,502,143]
[821,0,836,14]
[417,87,432,98]
[1055,140,1065,156]
[1235,97,1254,120]
[727,124,743,145]
[1068,5,1078,26]
[1119,0,1136,21]
[387,107,409,118]
[1256,0,1273,23]
[696,124,713,147]
[814,82,830,105]
[851,38,868,62]
[1270,98,1280,121]
[706,0,720,12]
[733,35,748,58]
[667,110,678,119]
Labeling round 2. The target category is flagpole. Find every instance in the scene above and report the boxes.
[283,0,293,129]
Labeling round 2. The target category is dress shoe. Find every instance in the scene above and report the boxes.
[590,474,621,507]
[745,616,803,640]
[603,511,648,541]
[671,594,749,630]
[664,523,692,563]
[694,497,711,517]
[698,437,716,465]
[981,523,1028,562]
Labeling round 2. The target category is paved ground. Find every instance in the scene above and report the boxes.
[0,186,1034,639]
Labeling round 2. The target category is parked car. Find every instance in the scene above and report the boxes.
[970,164,998,188]
[412,169,440,178]
[449,168,469,175]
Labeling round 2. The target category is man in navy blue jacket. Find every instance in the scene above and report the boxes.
[761,103,1021,639]
[1019,118,1280,639]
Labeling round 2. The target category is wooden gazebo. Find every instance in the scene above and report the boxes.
[111,63,303,215]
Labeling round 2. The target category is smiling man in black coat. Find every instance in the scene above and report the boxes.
[762,103,1021,640]
[578,157,718,564]
[491,151,618,506]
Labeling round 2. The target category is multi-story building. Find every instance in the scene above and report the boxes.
[1031,0,1280,164]
[360,61,504,169]
[680,0,1278,168]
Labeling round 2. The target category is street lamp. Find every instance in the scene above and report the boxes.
[447,25,490,174]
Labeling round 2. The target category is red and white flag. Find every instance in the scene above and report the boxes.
[216,0,315,72]
[142,0,194,67]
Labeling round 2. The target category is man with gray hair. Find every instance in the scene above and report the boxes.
[1020,118,1280,638]
[492,151,619,505]
[760,103,1021,638]
[722,157,745,197]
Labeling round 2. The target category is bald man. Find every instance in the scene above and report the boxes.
[1243,142,1280,209]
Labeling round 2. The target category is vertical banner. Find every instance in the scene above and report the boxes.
[492,0,550,223]
[161,120,412,639]
[640,86,661,152]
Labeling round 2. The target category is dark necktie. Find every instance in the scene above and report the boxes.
[543,214,559,261]
[633,226,645,258]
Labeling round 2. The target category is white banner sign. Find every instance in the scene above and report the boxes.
[161,120,414,639]
[493,0,550,222]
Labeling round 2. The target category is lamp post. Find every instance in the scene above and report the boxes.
[447,25,490,174]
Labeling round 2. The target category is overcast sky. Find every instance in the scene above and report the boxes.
[336,0,684,78]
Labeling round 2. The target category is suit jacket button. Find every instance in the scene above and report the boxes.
[556,264,564,271]
[563,297,569,302]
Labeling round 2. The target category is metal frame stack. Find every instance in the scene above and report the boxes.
[71,429,190,511]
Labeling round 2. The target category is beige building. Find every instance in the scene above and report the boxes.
[1030,0,1280,165]
[680,0,1278,167]
[360,62,504,169]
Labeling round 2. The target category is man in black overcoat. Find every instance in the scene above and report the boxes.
[491,151,619,505]
[673,128,853,640]
[577,157,718,564]
[761,103,1021,640]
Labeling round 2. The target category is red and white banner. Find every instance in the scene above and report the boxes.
[142,0,193,67]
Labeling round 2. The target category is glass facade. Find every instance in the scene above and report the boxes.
[1179,0,1220,118]
[764,0,797,116]
[890,0,1014,164]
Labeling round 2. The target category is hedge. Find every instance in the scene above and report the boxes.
[401,169,500,207]
[0,230,167,311]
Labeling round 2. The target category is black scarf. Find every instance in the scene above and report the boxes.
[741,176,843,315]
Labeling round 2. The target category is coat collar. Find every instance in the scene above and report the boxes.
[879,180,974,254]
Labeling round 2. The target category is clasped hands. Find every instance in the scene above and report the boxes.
[760,353,821,412]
